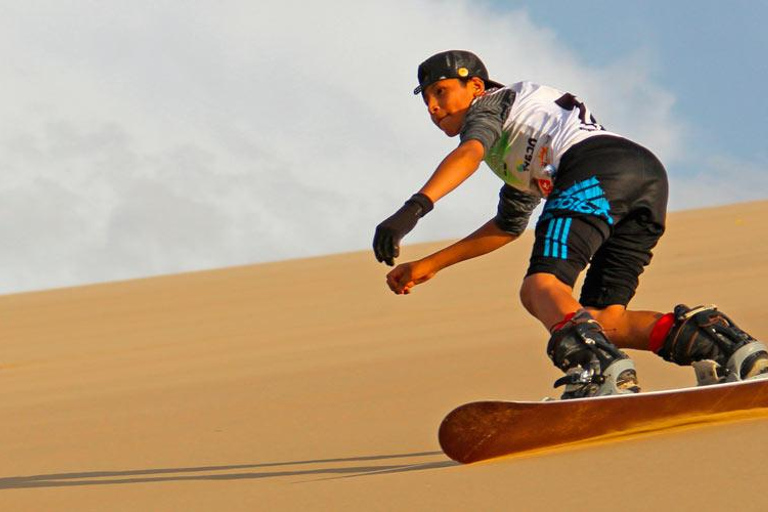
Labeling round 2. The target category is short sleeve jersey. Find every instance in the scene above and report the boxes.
[460,81,620,199]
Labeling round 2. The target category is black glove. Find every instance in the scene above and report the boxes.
[373,193,434,266]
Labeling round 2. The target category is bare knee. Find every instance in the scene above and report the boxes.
[519,276,538,315]
[520,273,576,320]
[520,274,553,315]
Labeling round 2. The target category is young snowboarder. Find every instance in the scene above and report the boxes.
[373,50,768,398]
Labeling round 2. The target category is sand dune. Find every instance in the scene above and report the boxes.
[1,200,767,511]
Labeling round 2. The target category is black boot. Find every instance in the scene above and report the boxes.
[658,304,768,384]
[547,310,640,399]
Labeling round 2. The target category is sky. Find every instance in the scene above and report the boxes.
[1,0,767,294]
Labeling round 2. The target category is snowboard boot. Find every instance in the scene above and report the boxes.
[547,310,640,399]
[657,304,768,385]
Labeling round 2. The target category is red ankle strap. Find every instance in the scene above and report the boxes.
[649,313,675,353]
[550,311,577,333]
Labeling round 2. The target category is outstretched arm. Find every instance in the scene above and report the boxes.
[373,139,485,266]
[387,218,517,294]
[418,139,485,202]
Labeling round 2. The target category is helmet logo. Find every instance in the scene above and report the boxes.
[457,67,469,77]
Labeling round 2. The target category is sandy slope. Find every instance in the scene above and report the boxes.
[0,201,766,511]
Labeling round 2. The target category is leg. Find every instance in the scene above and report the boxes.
[586,305,663,351]
[522,136,669,398]
[578,205,666,346]
[521,213,643,398]
[576,207,768,381]
[519,274,665,351]
[519,273,579,331]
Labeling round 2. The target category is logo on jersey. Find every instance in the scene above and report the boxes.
[535,147,554,196]
[515,137,538,172]
[537,178,554,196]
[541,177,613,225]
[537,146,551,167]
[486,131,510,173]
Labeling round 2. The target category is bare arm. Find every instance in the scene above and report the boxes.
[425,217,517,271]
[386,218,518,294]
[419,139,485,203]
[373,139,485,266]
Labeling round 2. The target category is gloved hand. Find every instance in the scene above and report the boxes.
[373,193,434,266]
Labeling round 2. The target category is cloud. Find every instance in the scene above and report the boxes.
[669,153,768,210]
[0,1,689,293]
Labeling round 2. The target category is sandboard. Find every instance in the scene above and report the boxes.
[438,378,768,464]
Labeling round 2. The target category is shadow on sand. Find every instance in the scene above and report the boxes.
[0,451,457,489]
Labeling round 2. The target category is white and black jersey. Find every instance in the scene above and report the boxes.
[460,81,620,198]
[459,81,623,236]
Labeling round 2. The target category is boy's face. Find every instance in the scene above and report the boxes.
[422,77,485,137]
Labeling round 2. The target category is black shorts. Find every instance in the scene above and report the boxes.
[526,135,669,308]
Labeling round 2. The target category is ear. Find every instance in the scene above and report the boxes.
[469,76,486,97]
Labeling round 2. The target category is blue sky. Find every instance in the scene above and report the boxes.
[1,1,766,293]
[510,0,767,163]
[498,0,768,212]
